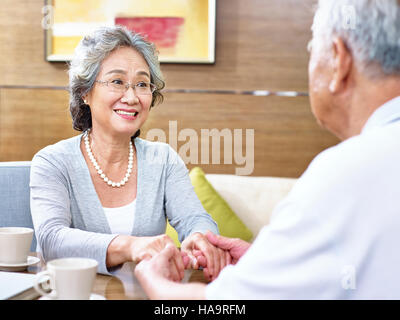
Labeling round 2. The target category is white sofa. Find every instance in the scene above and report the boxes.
[205,174,297,239]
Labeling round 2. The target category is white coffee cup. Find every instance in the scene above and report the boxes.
[34,257,98,300]
[0,227,34,264]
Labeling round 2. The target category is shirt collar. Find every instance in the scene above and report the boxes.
[362,96,400,133]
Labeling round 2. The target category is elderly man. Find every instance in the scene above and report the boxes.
[134,0,400,299]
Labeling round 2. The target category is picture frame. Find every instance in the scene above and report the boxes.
[44,0,216,64]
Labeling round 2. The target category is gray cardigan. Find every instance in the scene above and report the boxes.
[30,134,218,274]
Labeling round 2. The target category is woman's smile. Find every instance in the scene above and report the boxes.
[114,108,139,120]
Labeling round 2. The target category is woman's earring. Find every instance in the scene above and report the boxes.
[83,99,88,105]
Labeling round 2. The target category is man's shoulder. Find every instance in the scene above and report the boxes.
[304,123,400,182]
[320,122,400,163]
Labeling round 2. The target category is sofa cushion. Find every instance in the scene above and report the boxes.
[206,173,297,236]
[166,167,253,246]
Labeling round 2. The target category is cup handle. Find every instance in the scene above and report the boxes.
[34,271,57,299]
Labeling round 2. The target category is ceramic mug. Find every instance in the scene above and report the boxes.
[34,257,98,300]
[0,227,33,264]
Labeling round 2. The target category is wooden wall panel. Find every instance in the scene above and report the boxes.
[0,0,316,92]
[0,88,76,161]
[0,88,339,177]
[141,93,339,178]
[162,0,316,92]
[0,0,68,87]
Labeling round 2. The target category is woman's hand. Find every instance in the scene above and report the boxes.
[129,234,185,281]
[181,232,231,281]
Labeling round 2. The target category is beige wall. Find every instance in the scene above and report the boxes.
[0,0,339,177]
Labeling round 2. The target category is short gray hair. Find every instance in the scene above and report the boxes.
[68,25,165,136]
[311,0,400,78]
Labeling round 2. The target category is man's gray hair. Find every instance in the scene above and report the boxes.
[68,25,165,134]
[311,0,400,78]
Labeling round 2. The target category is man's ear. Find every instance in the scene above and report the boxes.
[329,37,353,93]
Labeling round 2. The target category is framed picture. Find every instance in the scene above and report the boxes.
[44,0,216,64]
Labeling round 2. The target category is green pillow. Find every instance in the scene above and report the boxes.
[166,167,253,246]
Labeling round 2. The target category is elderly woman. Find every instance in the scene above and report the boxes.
[30,25,226,280]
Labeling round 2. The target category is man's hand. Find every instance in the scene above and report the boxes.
[134,243,178,299]
[129,234,185,281]
[135,243,178,281]
[205,231,251,265]
[181,232,230,281]
[135,244,207,300]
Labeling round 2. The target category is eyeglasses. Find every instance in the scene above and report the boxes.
[95,79,157,95]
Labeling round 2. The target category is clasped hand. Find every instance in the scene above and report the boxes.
[181,232,231,281]
[130,231,228,282]
[134,231,251,283]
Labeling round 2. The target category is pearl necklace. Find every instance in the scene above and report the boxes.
[84,130,134,188]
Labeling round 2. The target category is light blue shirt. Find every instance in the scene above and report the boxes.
[207,96,400,299]
[30,136,218,274]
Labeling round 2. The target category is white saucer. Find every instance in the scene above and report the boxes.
[0,256,40,272]
[39,293,106,300]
